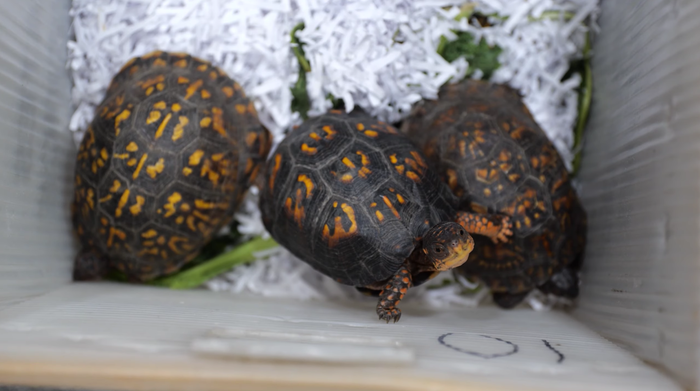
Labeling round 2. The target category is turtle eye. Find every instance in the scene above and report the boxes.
[459,229,465,236]
[433,245,444,253]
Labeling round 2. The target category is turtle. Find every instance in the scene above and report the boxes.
[71,50,271,282]
[258,110,513,322]
[401,79,587,309]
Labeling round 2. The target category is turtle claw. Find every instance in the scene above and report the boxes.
[456,211,514,244]
[375,265,411,323]
[492,216,513,243]
[377,307,402,323]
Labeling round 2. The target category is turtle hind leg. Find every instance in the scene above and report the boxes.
[492,291,529,309]
[73,248,109,281]
[376,265,413,323]
[538,267,580,299]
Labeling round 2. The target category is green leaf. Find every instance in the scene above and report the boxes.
[290,22,311,120]
[436,35,449,57]
[149,236,279,290]
[291,71,310,120]
[439,31,502,80]
[528,10,576,22]
[572,31,593,176]
[103,221,244,283]
[326,93,345,111]
[453,3,476,22]
[180,220,243,270]
[290,23,311,73]
[102,212,272,289]
[483,10,576,23]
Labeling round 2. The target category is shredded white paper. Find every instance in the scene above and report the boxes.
[67,0,599,309]
[68,0,299,147]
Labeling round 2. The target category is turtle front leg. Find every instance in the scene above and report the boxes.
[455,211,513,243]
[376,265,413,323]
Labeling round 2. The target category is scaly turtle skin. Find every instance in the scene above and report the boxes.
[401,79,587,308]
[259,110,512,322]
[72,51,271,282]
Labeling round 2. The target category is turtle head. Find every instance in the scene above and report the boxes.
[422,222,474,271]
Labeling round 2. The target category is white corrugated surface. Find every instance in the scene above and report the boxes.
[0,283,683,391]
[0,0,76,308]
[573,0,700,388]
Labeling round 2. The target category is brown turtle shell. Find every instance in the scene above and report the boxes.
[72,51,271,281]
[402,79,587,299]
[259,110,458,287]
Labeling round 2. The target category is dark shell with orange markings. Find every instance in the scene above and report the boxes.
[71,51,271,281]
[259,110,457,287]
[401,79,587,297]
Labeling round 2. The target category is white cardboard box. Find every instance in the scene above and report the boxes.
[0,1,694,390]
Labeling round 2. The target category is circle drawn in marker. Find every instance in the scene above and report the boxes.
[438,333,518,359]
